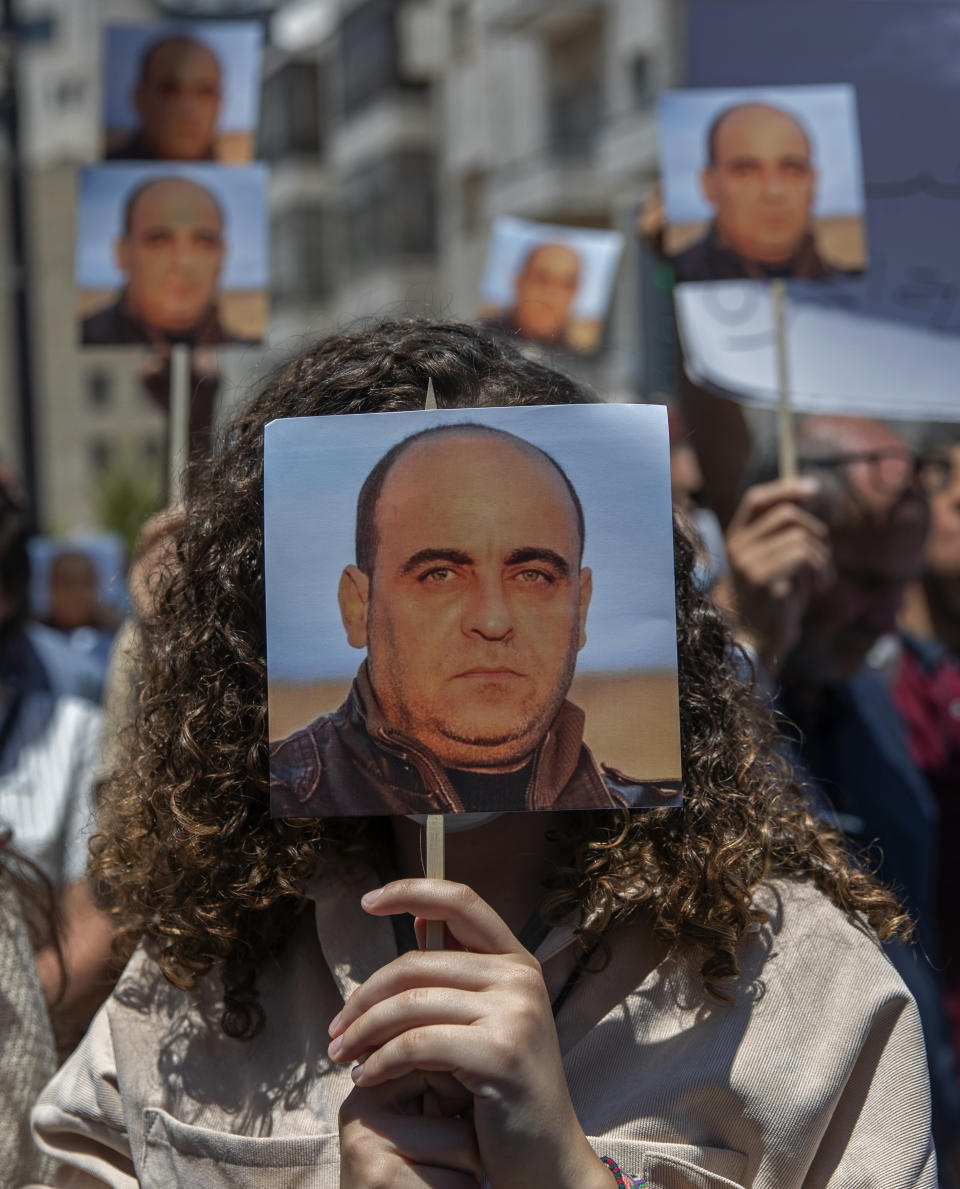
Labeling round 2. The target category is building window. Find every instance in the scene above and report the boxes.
[339,0,428,118]
[88,438,112,473]
[260,60,323,159]
[272,205,330,301]
[547,16,604,159]
[631,54,653,106]
[86,370,112,409]
[341,151,436,271]
[460,169,485,234]
[450,1,472,59]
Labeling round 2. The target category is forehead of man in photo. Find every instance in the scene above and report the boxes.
[701,102,817,266]
[339,425,592,772]
[788,416,930,687]
[134,36,222,160]
[116,177,225,333]
[512,242,581,342]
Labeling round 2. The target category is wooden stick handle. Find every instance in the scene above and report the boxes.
[771,278,796,479]
[424,814,445,950]
[168,343,191,503]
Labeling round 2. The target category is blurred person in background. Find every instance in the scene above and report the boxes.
[715,415,960,1178]
[0,481,115,1054]
[667,400,728,590]
[95,505,186,794]
[0,475,101,705]
[894,427,960,1071]
[43,549,115,683]
[108,35,222,162]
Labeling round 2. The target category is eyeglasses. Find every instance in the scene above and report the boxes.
[801,448,952,498]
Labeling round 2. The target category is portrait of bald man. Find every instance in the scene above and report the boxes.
[108,35,222,162]
[80,174,255,347]
[503,243,582,347]
[671,100,846,282]
[269,421,676,817]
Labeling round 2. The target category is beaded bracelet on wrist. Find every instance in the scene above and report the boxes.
[600,1155,649,1188]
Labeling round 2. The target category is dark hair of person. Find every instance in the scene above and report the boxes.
[706,101,812,167]
[90,318,908,1040]
[355,423,586,575]
[0,477,30,644]
[121,177,224,238]
[138,35,220,89]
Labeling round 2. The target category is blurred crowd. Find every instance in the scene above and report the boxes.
[670,393,960,1174]
[0,373,958,1182]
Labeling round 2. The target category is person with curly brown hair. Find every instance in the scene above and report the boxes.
[32,322,934,1187]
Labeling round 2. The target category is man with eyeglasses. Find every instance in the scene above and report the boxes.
[715,415,960,1175]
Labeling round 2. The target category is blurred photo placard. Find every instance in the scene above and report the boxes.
[102,22,263,164]
[76,163,269,348]
[479,217,624,355]
[673,0,960,419]
[675,283,960,421]
[658,85,867,284]
[265,404,682,818]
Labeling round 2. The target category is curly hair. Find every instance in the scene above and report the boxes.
[91,319,908,1039]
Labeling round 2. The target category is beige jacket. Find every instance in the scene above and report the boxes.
[30,873,936,1188]
[0,882,57,1189]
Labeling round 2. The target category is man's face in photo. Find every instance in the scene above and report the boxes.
[702,104,816,267]
[512,244,581,342]
[116,178,225,333]
[339,431,592,772]
[135,39,222,160]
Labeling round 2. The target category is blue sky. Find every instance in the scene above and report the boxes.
[264,404,678,683]
[76,162,269,289]
[480,216,624,317]
[103,22,263,133]
[658,84,866,224]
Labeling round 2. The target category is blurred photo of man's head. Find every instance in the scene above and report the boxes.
[507,243,581,346]
[109,36,222,161]
[80,176,248,347]
[673,101,836,282]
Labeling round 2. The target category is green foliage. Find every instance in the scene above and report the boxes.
[90,454,164,558]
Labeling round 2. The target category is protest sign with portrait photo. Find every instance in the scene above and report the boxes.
[479,217,624,355]
[102,22,263,164]
[672,0,960,422]
[265,404,682,818]
[76,162,268,348]
[658,84,867,283]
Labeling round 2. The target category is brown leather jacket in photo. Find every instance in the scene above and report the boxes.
[270,666,681,817]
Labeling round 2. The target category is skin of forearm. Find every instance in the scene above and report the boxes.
[36,879,116,1052]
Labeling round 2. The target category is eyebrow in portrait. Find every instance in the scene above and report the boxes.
[399,546,572,579]
[505,547,571,578]
[400,547,473,575]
